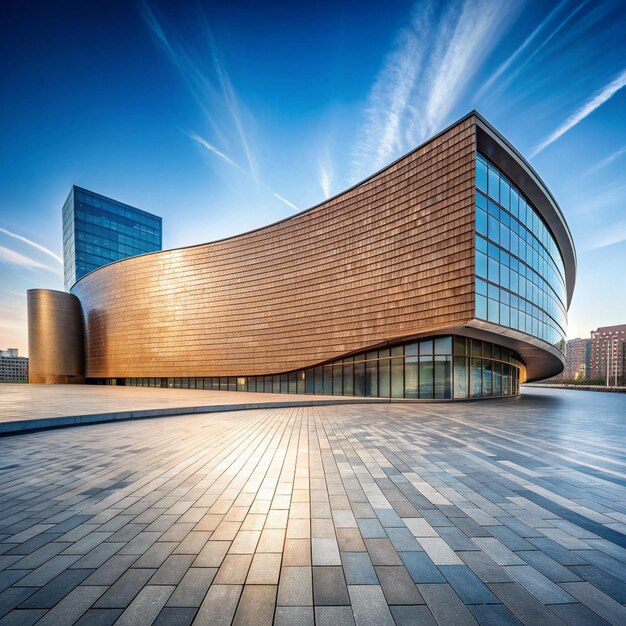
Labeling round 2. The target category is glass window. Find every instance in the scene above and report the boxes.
[333,365,343,395]
[476,251,488,279]
[500,178,510,210]
[434,336,452,355]
[323,366,333,395]
[434,356,452,399]
[405,356,418,398]
[379,358,390,397]
[476,191,488,210]
[488,257,499,283]
[419,340,433,355]
[483,360,492,397]
[493,362,502,396]
[297,371,306,394]
[391,358,404,398]
[488,167,500,202]
[453,336,466,356]
[453,356,467,399]
[365,360,378,397]
[476,209,488,236]
[354,361,365,397]
[343,362,354,396]
[476,158,488,193]
[405,342,418,356]
[488,298,499,323]
[314,367,323,394]
[470,358,482,398]
[488,216,500,244]
[418,357,433,399]
[471,339,482,356]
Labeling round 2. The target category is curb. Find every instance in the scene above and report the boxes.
[0,398,390,437]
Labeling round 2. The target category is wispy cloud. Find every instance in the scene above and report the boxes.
[318,144,334,199]
[586,145,626,175]
[484,0,589,103]
[587,220,626,251]
[0,227,63,265]
[186,132,243,170]
[351,0,517,182]
[476,0,569,101]
[273,193,298,211]
[189,130,298,210]
[0,245,59,272]
[531,66,626,157]
[319,165,332,199]
[142,2,259,183]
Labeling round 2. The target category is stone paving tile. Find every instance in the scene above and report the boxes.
[0,389,625,624]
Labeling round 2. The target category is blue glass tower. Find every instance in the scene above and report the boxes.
[62,186,162,290]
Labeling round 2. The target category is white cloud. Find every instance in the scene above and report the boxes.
[351,0,516,182]
[476,0,569,100]
[586,145,626,175]
[531,66,626,157]
[482,0,589,102]
[587,222,626,251]
[0,245,59,273]
[142,2,258,183]
[186,132,242,169]
[273,193,298,211]
[0,227,62,265]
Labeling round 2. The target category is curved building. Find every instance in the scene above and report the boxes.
[28,112,576,399]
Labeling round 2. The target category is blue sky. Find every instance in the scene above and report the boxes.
[1,0,625,355]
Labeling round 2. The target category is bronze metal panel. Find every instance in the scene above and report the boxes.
[69,113,575,382]
[73,118,477,378]
[27,289,84,384]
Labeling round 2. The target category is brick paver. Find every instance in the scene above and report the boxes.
[0,388,625,624]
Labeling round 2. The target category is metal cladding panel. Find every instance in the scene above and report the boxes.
[27,289,84,384]
[72,117,477,378]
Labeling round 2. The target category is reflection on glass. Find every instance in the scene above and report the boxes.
[419,357,434,399]
[119,334,523,400]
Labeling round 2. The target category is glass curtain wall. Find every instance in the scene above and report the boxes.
[475,154,567,353]
[98,335,523,400]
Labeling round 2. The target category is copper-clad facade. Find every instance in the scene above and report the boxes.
[73,118,477,379]
[28,113,576,393]
[27,289,84,384]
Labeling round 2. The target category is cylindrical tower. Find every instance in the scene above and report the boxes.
[27,289,84,384]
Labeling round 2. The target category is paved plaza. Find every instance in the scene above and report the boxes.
[0,388,625,625]
[0,385,351,424]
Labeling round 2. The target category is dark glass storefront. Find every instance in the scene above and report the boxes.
[92,335,523,400]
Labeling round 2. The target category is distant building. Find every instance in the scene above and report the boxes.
[564,337,591,381]
[63,186,162,290]
[0,349,28,382]
[591,324,626,385]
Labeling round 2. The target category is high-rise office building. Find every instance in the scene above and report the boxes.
[62,186,162,290]
[591,324,626,385]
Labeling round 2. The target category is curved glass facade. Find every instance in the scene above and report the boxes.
[93,335,523,400]
[475,153,567,353]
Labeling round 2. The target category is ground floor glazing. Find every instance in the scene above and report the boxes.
[90,335,524,400]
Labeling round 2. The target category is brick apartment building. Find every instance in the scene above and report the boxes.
[591,324,626,386]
